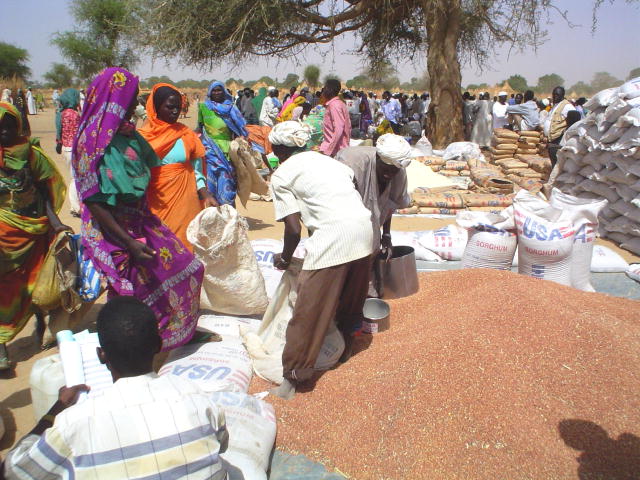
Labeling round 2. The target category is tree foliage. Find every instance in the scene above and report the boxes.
[536,73,564,94]
[0,41,31,80]
[303,65,321,88]
[568,81,593,96]
[507,74,528,92]
[590,71,623,92]
[126,0,626,146]
[43,63,76,88]
[628,67,640,81]
[52,0,137,81]
[257,76,276,86]
[279,73,300,89]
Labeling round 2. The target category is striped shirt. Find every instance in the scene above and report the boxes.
[4,374,228,480]
[271,151,373,270]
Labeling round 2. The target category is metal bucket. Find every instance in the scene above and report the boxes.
[378,245,419,299]
[362,298,390,334]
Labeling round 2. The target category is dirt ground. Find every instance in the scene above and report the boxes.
[1,108,638,457]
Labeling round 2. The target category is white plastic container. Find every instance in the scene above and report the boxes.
[29,354,65,420]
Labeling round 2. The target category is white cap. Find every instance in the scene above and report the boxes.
[498,91,508,97]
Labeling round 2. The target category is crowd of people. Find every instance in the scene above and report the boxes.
[1,64,587,476]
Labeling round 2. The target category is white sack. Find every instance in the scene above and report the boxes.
[242,259,344,384]
[416,225,469,261]
[590,245,630,273]
[442,141,482,161]
[188,206,268,315]
[550,188,607,291]
[514,190,575,286]
[458,209,517,270]
[159,339,252,393]
[390,231,444,262]
[619,77,640,100]
[211,392,276,480]
[626,264,640,283]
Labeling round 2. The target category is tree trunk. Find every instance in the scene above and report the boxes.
[423,0,464,148]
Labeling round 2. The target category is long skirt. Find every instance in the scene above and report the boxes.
[81,199,204,350]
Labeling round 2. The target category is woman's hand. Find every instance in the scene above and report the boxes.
[127,239,155,262]
[198,188,219,208]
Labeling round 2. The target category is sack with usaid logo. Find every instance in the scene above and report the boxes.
[457,207,517,270]
[513,190,576,286]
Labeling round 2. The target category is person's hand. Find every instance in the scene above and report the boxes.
[53,223,73,235]
[55,143,62,155]
[381,233,393,260]
[273,253,290,271]
[127,239,155,262]
[57,384,90,408]
[202,193,219,208]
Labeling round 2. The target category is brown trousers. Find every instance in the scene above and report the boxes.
[282,255,372,383]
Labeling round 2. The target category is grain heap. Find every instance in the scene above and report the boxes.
[270,270,640,480]
[551,78,640,255]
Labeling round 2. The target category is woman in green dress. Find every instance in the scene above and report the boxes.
[197,80,248,205]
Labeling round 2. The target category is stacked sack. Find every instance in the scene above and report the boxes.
[458,189,607,292]
[408,187,513,215]
[488,128,551,192]
[551,77,640,255]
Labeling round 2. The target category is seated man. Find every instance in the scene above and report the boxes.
[506,90,540,131]
[3,296,229,480]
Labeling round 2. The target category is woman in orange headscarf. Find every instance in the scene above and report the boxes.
[139,83,217,249]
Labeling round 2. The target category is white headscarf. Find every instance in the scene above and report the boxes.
[267,86,276,92]
[268,121,311,148]
[376,133,414,168]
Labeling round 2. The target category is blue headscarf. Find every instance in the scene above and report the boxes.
[204,81,248,137]
[55,88,80,143]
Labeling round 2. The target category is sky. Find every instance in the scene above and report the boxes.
[2,0,639,88]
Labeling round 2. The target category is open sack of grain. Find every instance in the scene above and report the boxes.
[550,77,640,255]
[455,189,607,292]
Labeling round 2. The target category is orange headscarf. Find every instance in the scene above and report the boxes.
[138,83,205,160]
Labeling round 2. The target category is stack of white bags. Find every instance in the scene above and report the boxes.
[552,77,640,255]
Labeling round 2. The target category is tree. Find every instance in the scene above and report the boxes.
[52,0,137,81]
[590,71,623,92]
[43,63,76,88]
[303,65,321,89]
[0,41,31,80]
[568,81,593,96]
[507,74,528,92]
[140,75,174,89]
[536,74,565,94]
[346,75,369,89]
[279,73,300,89]
[628,67,640,81]
[128,0,628,147]
[257,76,275,86]
[467,83,489,91]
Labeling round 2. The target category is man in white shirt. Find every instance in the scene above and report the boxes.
[268,121,373,399]
[506,90,540,131]
[492,91,509,130]
[3,297,229,480]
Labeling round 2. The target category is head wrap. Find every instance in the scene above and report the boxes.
[375,133,414,168]
[498,91,508,97]
[204,80,248,137]
[72,67,139,202]
[0,102,29,170]
[138,82,205,160]
[267,86,276,92]
[268,121,311,148]
[55,88,81,142]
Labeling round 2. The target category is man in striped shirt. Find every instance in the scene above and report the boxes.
[3,297,229,480]
[268,121,373,400]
